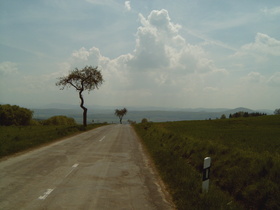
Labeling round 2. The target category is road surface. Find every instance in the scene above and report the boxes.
[0,124,174,210]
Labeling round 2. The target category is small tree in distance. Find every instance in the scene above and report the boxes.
[115,108,127,124]
[56,66,104,127]
[220,114,226,119]
[141,118,148,123]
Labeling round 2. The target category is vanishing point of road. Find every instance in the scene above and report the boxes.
[0,124,174,210]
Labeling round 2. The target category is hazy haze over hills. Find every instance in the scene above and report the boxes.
[32,103,274,124]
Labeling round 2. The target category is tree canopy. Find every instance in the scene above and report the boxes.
[56,66,103,92]
[56,66,104,127]
[274,109,280,115]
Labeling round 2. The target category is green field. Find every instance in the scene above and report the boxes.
[0,124,106,158]
[133,115,280,210]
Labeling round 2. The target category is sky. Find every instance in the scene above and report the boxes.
[0,0,280,110]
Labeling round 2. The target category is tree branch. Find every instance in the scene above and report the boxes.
[68,81,80,90]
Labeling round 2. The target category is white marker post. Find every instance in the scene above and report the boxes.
[202,157,211,193]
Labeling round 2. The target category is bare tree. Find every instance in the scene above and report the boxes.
[115,108,127,124]
[56,66,104,127]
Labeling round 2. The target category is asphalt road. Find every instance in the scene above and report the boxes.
[0,124,174,210]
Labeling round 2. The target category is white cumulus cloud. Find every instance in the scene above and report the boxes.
[124,1,131,11]
[238,33,280,57]
[230,33,280,78]
[63,9,228,107]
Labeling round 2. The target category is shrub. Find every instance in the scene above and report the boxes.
[42,115,77,126]
[141,118,148,123]
[0,104,33,126]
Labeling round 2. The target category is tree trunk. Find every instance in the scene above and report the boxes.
[83,108,87,127]
[79,90,87,127]
[120,117,122,124]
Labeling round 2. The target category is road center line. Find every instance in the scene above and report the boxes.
[72,163,79,168]
[65,163,79,178]
[38,188,54,200]
[99,136,106,142]
[39,164,79,200]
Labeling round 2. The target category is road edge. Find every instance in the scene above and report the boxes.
[131,125,176,210]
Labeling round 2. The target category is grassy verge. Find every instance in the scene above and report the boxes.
[133,115,280,210]
[0,124,107,158]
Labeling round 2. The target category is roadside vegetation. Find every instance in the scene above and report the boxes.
[0,104,107,158]
[0,124,106,158]
[133,115,280,210]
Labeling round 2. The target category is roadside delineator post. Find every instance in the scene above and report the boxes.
[202,157,211,193]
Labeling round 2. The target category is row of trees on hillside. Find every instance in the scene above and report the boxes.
[229,111,267,118]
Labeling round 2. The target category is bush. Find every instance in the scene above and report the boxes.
[30,119,41,126]
[42,115,77,126]
[0,104,33,126]
[141,118,148,123]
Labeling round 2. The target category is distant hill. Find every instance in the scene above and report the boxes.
[32,106,274,124]
[226,107,254,113]
[222,107,254,116]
